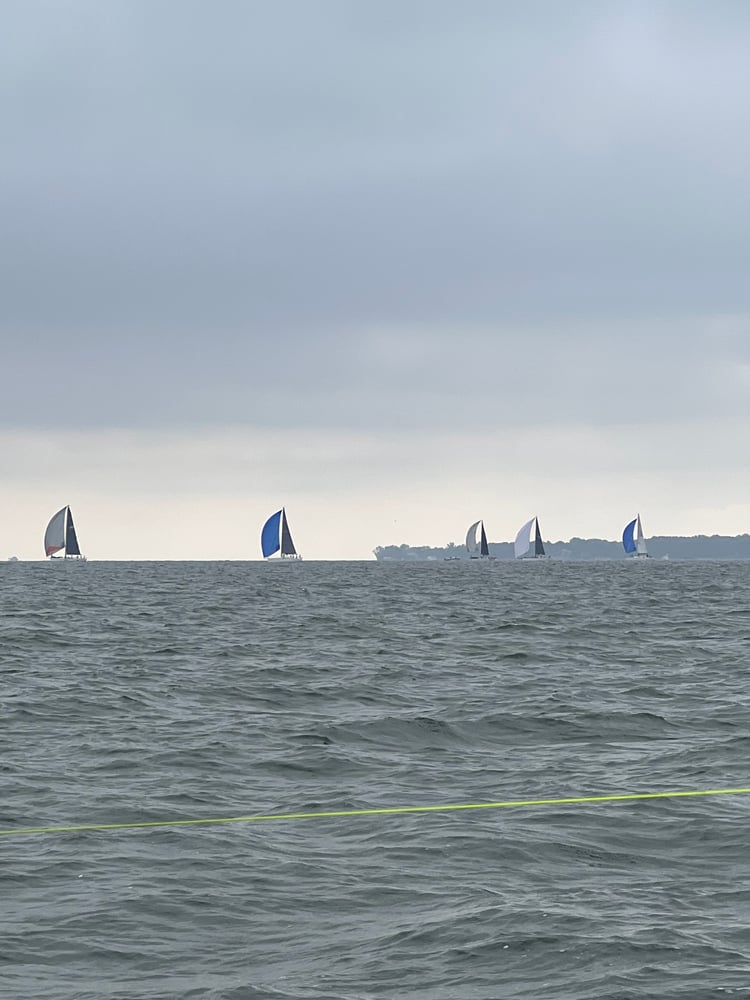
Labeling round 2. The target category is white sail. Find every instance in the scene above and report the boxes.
[44,507,66,557]
[514,517,535,558]
[465,520,481,555]
[635,515,648,556]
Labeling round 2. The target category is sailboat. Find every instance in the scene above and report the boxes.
[465,520,494,560]
[44,505,86,560]
[622,514,649,558]
[514,516,546,559]
[261,508,302,560]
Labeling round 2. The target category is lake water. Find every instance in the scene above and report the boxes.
[2,559,750,999]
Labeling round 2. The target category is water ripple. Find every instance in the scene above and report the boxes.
[3,560,750,998]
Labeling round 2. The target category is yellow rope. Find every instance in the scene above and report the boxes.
[2,787,749,839]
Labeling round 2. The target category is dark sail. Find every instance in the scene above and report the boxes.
[480,523,489,557]
[534,518,545,557]
[65,507,81,556]
[280,509,297,556]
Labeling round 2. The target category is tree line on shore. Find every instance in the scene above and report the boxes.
[373,535,750,561]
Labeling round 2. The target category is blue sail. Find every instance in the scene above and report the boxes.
[261,510,282,558]
[622,518,637,554]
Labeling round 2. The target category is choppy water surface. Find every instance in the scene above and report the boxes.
[2,559,750,999]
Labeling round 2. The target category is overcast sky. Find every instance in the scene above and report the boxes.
[3,1,750,559]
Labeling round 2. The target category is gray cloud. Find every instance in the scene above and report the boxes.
[3,0,750,435]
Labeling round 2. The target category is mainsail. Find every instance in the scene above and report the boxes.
[480,522,490,557]
[534,518,545,557]
[65,508,81,556]
[280,509,297,557]
[635,515,648,556]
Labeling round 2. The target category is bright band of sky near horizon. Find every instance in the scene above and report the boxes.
[3,2,750,560]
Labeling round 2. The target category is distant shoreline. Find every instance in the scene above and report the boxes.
[374,534,750,561]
